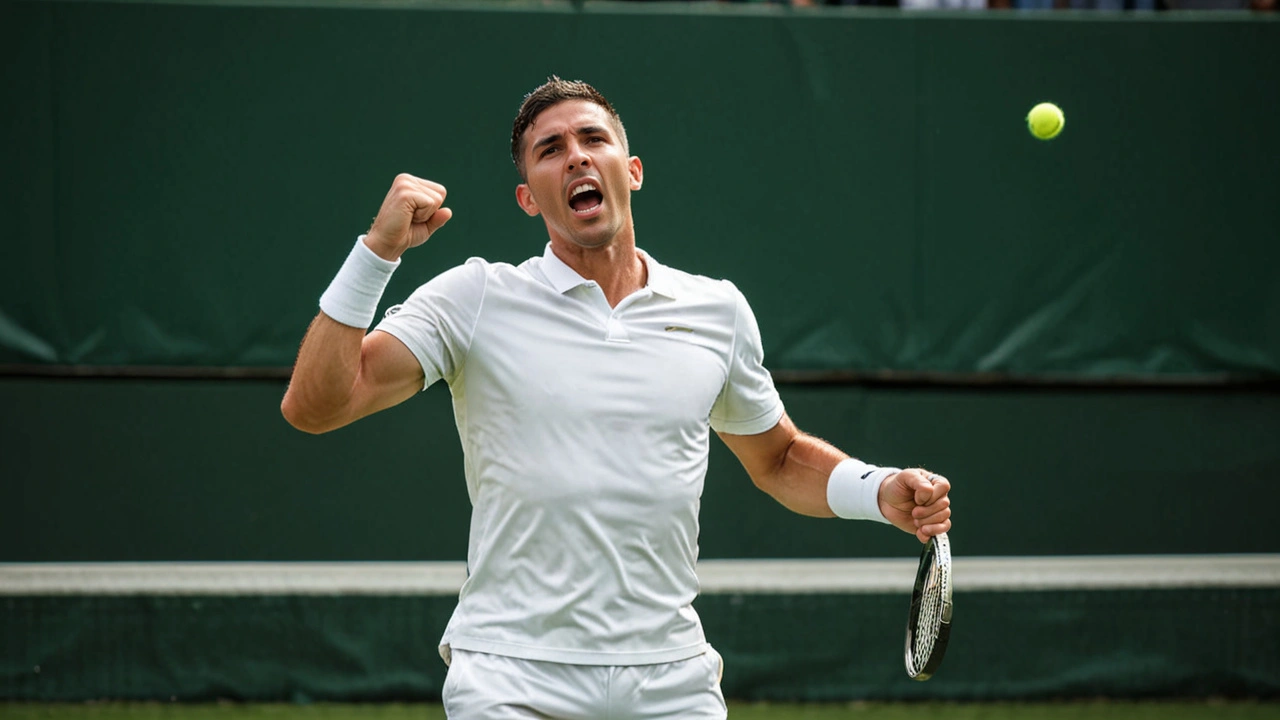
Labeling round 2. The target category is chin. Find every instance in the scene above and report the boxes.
[569,237,613,250]
[564,226,618,250]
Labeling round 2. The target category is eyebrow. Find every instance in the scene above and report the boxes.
[530,125,611,154]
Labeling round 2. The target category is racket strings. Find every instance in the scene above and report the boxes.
[913,563,943,662]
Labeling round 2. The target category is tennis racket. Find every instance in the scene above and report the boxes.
[904,531,952,681]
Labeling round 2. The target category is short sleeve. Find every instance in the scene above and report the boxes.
[709,282,784,435]
[373,258,488,390]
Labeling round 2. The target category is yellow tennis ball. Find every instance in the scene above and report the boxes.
[1027,102,1065,140]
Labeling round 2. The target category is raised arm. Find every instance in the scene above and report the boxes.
[280,313,423,434]
[280,174,453,434]
[718,414,952,543]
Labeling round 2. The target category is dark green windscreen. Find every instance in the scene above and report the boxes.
[3,378,1276,562]
[2,1,1277,379]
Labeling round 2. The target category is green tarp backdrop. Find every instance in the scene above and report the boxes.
[2,0,1278,380]
[3,378,1278,561]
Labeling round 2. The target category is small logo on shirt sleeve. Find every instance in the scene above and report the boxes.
[664,326,694,333]
[384,304,403,318]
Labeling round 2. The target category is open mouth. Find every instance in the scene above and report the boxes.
[569,181,604,215]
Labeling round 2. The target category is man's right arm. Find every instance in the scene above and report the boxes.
[280,174,452,434]
[280,314,423,434]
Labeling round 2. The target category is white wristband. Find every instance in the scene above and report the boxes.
[827,458,900,523]
[319,235,400,328]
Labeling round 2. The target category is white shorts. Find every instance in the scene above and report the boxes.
[442,647,727,720]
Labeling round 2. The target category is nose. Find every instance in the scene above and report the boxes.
[567,141,591,171]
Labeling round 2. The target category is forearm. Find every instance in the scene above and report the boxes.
[756,432,848,518]
[722,415,949,541]
[281,312,367,433]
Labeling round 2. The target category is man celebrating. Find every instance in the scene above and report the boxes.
[282,77,951,719]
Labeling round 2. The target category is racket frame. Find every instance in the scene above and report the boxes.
[904,532,952,681]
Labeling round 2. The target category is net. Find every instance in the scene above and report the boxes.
[2,555,1277,702]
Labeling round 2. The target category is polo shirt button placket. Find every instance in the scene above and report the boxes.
[605,315,629,343]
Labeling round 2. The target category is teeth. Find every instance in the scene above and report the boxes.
[570,183,598,198]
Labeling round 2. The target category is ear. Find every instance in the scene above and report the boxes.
[515,183,541,217]
[628,156,644,191]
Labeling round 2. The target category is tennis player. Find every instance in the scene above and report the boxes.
[282,77,951,719]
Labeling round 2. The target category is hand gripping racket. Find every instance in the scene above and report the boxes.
[904,532,952,681]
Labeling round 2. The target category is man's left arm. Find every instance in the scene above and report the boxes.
[718,413,952,544]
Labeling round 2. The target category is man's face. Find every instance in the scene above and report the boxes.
[516,100,643,250]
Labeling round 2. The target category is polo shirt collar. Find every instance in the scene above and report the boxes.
[540,243,677,299]
[540,243,588,294]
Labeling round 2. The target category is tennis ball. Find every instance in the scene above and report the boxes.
[1026,102,1065,140]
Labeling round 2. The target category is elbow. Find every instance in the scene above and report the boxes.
[751,437,796,495]
[280,392,337,435]
[749,468,784,502]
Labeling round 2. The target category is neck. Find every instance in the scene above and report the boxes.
[550,235,647,308]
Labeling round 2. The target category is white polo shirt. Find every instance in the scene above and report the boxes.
[375,243,784,666]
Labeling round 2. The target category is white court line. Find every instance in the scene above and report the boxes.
[1,555,1277,596]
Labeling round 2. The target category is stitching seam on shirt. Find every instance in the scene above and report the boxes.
[462,262,490,361]
[722,402,782,428]
[709,281,741,424]
[726,282,741,379]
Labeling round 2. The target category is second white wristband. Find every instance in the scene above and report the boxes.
[318,235,401,329]
[827,458,900,524]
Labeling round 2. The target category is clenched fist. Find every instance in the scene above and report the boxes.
[879,468,952,544]
[363,174,453,261]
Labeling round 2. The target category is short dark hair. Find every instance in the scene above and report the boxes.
[511,76,629,180]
